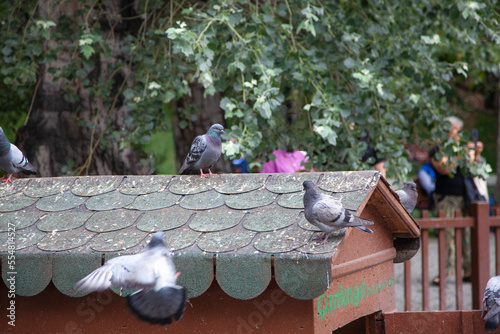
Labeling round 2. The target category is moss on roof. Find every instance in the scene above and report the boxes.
[0,171,384,300]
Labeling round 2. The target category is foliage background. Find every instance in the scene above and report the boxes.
[0,1,499,191]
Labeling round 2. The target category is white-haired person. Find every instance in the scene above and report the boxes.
[430,116,484,285]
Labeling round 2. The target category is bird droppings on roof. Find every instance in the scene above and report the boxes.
[0,171,382,300]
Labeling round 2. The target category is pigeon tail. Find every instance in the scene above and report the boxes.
[353,224,374,234]
[342,216,374,233]
[178,163,191,175]
[485,314,499,331]
[126,286,186,325]
[21,164,37,175]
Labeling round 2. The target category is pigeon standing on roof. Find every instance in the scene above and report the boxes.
[483,275,500,331]
[395,181,418,214]
[303,180,374,244]
[179,124,225,178]
[75,231,186,325]
[0,126,36,183]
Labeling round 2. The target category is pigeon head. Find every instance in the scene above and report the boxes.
[146,231,166,249]
[404,182,417,193]
[303,180,317,191]
[208,124,225,137]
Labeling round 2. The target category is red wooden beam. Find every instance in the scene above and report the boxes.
[404,260,412,311]
[455,228,463,310]
[417,218,474,229]
[438,225,447,310]
[421,228,430,311]
[470,202,490,310]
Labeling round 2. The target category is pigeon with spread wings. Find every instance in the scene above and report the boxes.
[75,232,186,325]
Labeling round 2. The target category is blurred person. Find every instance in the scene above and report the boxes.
[418,162,436,208]
[430,116,484,285]
[260,149,310,173]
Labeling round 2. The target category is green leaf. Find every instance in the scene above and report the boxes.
[81,45,94,59]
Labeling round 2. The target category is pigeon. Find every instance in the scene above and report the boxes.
[179,124,225,177]
[303,180,374,244]
[483,275,500,331]
[395,181,418,214]
[0,126,36,183]
[75,231,186,325]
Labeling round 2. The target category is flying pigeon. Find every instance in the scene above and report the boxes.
[179,124,225,177]
[395,181,418,214]
[0,126,36,183]
[75,231,186,325]
[303,180,374,244]
[483,275,500,331]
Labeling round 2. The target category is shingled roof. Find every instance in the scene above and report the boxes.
[0,171,417,301]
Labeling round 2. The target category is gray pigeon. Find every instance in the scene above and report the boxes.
[483,275,500,331]
[303,180,374,244]
[179,124,225,177]
[395,181,418,214]
[0,127,36,183]
[75,231,186,325]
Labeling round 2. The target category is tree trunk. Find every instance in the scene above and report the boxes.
[16,0,149,177]
[172,81,232,174]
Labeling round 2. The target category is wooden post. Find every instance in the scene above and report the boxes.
[470,201,490,310]
[438,228,447,310]
[454,209,463,310]
[421,211,430,311]
[404,260,412,311]
[437,210,447,310]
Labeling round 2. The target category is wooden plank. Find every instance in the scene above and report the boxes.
[417,218,475,229]
[490,210,500,227]
[421,228,430,311]
[330,248,396,279]
[374,182,421,238]
[404,260,412,311]
[438,227,447,310]
[382,310,490,334]
[455,228,463,310]
[470,202,491,310]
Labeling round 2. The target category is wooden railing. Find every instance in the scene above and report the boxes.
[402,202,500,311]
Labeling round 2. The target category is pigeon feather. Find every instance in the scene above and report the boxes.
[75,231,186,325]
[483,275,500,331]
[179,124,224,176]
[395,181,418,214]
[0,127,36,182]
[303,180,373,243]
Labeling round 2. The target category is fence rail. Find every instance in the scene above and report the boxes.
[403,202,497,311]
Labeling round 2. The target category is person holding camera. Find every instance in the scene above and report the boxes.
[430,116,485,285]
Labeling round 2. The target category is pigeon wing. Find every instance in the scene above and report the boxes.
[126,285,186,325]
[75,253,157,292]
[312,197,343,226]
[185,135,207,164]
[10,144,36,175]
[484,277,500,319]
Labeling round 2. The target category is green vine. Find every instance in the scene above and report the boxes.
[1,0,499,180]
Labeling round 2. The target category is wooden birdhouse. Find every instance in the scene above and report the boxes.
[0,171,420,333]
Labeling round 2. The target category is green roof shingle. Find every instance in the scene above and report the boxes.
[0,171,381,300]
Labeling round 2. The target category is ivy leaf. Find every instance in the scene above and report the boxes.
[81,45,94,59]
